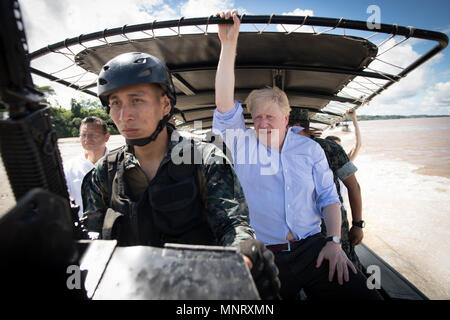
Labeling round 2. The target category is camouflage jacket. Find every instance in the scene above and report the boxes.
[312,137,357,203]
[313,138,362,268]
[81,127,255,247]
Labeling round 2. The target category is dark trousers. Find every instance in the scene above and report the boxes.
[274,233,383,300]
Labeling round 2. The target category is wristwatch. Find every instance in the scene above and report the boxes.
[325,236,341,244]
[352,220,365,228]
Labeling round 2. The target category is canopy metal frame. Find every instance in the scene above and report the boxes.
[28,15,448,132]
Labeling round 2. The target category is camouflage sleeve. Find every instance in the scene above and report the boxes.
[316,138,357,181]
[328,142,358,181]
[80,158,110,235]
[200,145,255,247]
[336,161,357,181]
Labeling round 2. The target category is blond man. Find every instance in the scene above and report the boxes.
[212,10,382,300]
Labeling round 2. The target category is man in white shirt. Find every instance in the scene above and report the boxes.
[64,116,110,218]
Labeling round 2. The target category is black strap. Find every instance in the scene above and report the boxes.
[102,208,123,240]
[125,114,172,146]
[105,147,122,206]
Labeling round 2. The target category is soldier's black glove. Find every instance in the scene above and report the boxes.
[239,239,281,300]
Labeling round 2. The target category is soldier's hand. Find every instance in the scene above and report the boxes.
[346,110,357,120]
[239,239,281,300]
[349,226,364,246]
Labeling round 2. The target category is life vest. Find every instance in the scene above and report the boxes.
[100,136,218,247]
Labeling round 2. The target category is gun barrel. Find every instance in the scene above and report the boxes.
[0,107,69,201]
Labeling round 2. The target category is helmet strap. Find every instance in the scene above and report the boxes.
[125,112,172,147]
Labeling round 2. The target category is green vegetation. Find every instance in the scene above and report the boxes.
[1,85,118,138]
[42,86,118,138]
[2,85,448,136]
[50,98,119,138]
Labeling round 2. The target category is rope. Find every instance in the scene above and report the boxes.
[258,14,274,34]
[315,17,343,36]
[286,15,308,35]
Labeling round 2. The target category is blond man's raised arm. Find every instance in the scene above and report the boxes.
[215,10,240,113]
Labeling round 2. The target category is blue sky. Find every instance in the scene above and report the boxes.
[21,0,450,115]
[240,0,449,28]
[255,0,450,80]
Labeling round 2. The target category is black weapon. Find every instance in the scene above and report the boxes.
[0,0,64,201]
[0,0,81,228]
[0,0,86,299]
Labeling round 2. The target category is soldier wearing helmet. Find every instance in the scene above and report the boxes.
[81,52,280,299]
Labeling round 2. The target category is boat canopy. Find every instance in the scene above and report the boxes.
[28,15,448,131]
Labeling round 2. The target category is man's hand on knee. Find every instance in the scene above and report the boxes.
[316,241,357,285]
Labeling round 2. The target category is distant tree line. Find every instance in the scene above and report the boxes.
[0,85,118,138]
[350,114,450,121]
[50,99,119,138]
[42,86,119,138]
[2,85,449,137]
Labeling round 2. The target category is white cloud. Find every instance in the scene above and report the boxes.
[21,0,168,52]
[20,0,228,108]
[180,0,235,17]
[282,8,314,17]
[367,47,426,104]
[16,1,449,115]
[276,8,315,33]
[356,37,449,115]
[360,79,450,116]
[19,0,175,108]
[422,81,450,108]
[179,0,248,34]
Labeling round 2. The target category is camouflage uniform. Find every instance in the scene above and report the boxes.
[313,137,362,270]
[81,126,255,247]
[289,108,361,270]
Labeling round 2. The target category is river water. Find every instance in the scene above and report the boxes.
[1,117,449,299]
[324,117,450,300]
